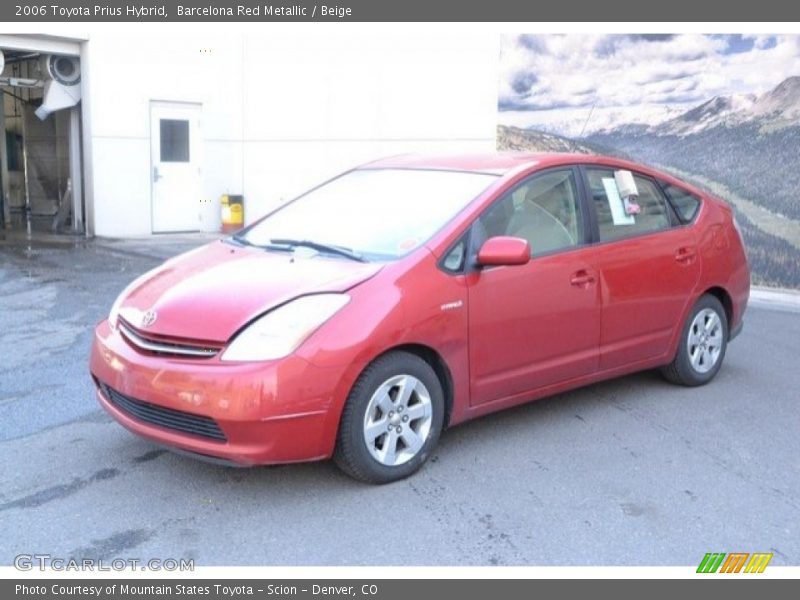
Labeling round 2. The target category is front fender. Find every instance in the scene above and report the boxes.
[295,251,471,454]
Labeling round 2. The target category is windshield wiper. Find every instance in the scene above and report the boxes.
[269,238,366,263]
[229,233,253,247]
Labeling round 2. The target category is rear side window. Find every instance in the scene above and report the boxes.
[661,182,702,222]
[585,168,671,242]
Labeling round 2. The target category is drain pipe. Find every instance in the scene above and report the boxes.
[20,101,31,236]
[0,90,10,229]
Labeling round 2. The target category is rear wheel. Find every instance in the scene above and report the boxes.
[661,294,728,386]
[334,351,444,484]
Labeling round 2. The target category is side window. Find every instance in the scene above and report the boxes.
[661,182,701,222]
[476,169,583,257]
[441,238,467,273]
[586,168,671,242]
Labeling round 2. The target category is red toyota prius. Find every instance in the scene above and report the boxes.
[90,153,749,483]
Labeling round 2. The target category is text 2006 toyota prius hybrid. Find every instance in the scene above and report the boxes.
[91,153,749,483]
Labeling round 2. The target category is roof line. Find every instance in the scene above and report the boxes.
[356,165,504,177]
[351,154,412,170]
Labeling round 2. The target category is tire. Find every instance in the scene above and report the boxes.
[661,294,729,387]
[334,351,445,484]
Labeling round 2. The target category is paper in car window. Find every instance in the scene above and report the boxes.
[602,178,635,226]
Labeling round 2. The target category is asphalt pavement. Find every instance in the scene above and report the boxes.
[0,234,798,566]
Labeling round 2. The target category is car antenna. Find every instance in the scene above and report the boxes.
[579,100,597,138]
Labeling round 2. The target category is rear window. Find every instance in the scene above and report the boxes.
[661,182,702,222]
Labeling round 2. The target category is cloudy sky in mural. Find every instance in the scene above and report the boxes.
[499,34,800,135]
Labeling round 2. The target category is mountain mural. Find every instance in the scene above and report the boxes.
[498,76,800,289]
[498,125,609,155]
[651,76,800,134]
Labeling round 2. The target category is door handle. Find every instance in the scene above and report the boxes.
[570,270,596,287]
[153,166,162,182]
[674,246,697,263]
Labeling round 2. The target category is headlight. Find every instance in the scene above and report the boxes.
[221,293,350,362]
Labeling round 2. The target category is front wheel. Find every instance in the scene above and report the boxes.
[661,294,729,386]
[334,351,445,484]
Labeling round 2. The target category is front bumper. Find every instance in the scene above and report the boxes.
[90,320,345,465]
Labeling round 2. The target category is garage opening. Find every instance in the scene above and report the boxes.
[0,47,84,235]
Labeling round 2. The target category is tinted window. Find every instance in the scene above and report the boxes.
[476,169,583,257]
[160,119,190,162]
[586,168,671,242]
[662,182,701,222]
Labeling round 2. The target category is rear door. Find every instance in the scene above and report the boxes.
[581,166,701,370]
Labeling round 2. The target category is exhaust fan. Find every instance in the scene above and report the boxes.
[35,54,81,120]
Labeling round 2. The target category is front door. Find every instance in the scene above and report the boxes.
[150,102,202,233]
[466,168,601,406]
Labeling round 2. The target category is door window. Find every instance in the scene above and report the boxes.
[586,168,671,242]
[476,169,583,257]
[159,119,190,162]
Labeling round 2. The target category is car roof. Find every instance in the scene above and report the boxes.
[357,153,708,197]
[359,153,640,175]
[359,153,552,175]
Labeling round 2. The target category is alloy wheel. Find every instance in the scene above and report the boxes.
[363,374,433,467]
[687,308,724,374]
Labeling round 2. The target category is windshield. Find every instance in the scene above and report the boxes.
[239,168,499,261]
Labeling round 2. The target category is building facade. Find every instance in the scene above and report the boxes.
[0,32,498,237]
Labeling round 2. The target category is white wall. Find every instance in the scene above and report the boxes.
[83,34,244,236]
[82,32,499,237]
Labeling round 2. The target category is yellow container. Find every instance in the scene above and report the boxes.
[221,194,244,233]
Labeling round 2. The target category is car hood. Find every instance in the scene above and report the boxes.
[117,241,383,343]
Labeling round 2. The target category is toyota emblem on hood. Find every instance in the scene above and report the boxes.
[141,310,158,328]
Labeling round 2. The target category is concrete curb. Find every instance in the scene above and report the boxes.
[749,286,800,311]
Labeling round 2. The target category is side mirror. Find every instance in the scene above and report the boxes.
[476,236,530,267]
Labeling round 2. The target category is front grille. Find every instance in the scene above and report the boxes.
[99,382,227,442]
[118,319,221,359]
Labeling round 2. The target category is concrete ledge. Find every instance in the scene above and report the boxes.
[0,230,87,246]
[750,286,800,312]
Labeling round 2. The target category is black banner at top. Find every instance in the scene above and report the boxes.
[2,0,800,22]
